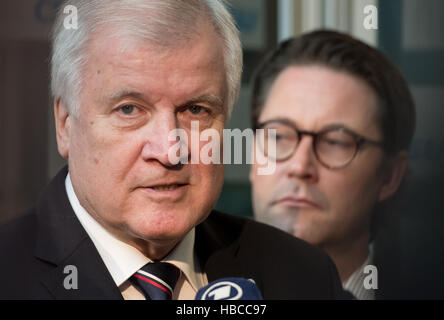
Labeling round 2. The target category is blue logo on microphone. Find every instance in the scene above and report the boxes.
[201,281,243,300]
[196,278,263,300]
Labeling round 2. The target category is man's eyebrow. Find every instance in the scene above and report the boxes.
[105,89,145,104]
[259,118,355,132]
[184,94,224,110]
[105,91,225,111]
[320,123,349,131]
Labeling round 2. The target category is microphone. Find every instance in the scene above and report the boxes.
[195,277,263,300]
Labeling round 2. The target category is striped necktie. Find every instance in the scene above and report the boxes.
[131,262,181,300]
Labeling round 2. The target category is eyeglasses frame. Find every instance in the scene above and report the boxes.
[255,119,384,170]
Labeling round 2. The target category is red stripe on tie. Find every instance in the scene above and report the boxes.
[134,274,172,297]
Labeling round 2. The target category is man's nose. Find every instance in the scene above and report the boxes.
[141,112,185,167]
[286,136,318,181]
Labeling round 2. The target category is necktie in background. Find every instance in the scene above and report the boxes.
[131,262,181,300]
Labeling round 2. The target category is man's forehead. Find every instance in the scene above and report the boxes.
[260,65,380,134]
[86,14,220,56]
[87,34,178,65]
[82,35,227,112]
[78,17,228,111]
[85,20,224,73]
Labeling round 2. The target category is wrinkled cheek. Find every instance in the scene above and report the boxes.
[70,132,128,205]
[70,126,103,165]
[86,134,135,180]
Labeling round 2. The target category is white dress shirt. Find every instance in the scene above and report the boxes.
[65,173,207,299]
[343,251,375,300]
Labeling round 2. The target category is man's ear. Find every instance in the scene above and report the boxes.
[378,151,408,202]
[54,99,71,159]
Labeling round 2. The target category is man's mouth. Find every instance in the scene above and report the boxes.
[271,196,320,209]
[150,184,182,191]
[144,182,189,191]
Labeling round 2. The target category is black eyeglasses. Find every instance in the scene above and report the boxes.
[255,119,384,170]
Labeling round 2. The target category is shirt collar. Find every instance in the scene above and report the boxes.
[65,173,202,290]
[342,251,375,300]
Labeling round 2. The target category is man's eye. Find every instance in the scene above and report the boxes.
[188,105,205,115]
[118,105,137,115]
[275,134,287,141]
[324,139,350,147]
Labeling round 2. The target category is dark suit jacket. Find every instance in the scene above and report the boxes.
[0,167,348,299]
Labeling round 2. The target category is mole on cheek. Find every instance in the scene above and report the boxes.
[94,158,99,164]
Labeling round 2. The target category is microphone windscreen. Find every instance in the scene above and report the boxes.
[195,277,263,300]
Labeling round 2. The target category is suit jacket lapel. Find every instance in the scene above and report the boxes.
[34,166,122,299]
[38,238,123,299]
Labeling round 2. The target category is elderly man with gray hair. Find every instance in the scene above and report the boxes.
[0,0,347,300]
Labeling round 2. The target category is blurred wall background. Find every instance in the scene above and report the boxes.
[1,0,443,298]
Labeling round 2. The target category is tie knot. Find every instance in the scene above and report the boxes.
[132,262,181,300]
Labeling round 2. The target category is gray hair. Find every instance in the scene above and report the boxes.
[51,0,242,117]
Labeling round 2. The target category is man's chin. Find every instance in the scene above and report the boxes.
[127,217,193,242]
[122,227,187,258]
[129,223,186,240]
[256,211,294,234]
[291,223,327,246]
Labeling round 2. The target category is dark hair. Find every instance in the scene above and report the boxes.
[251,30,416,155]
